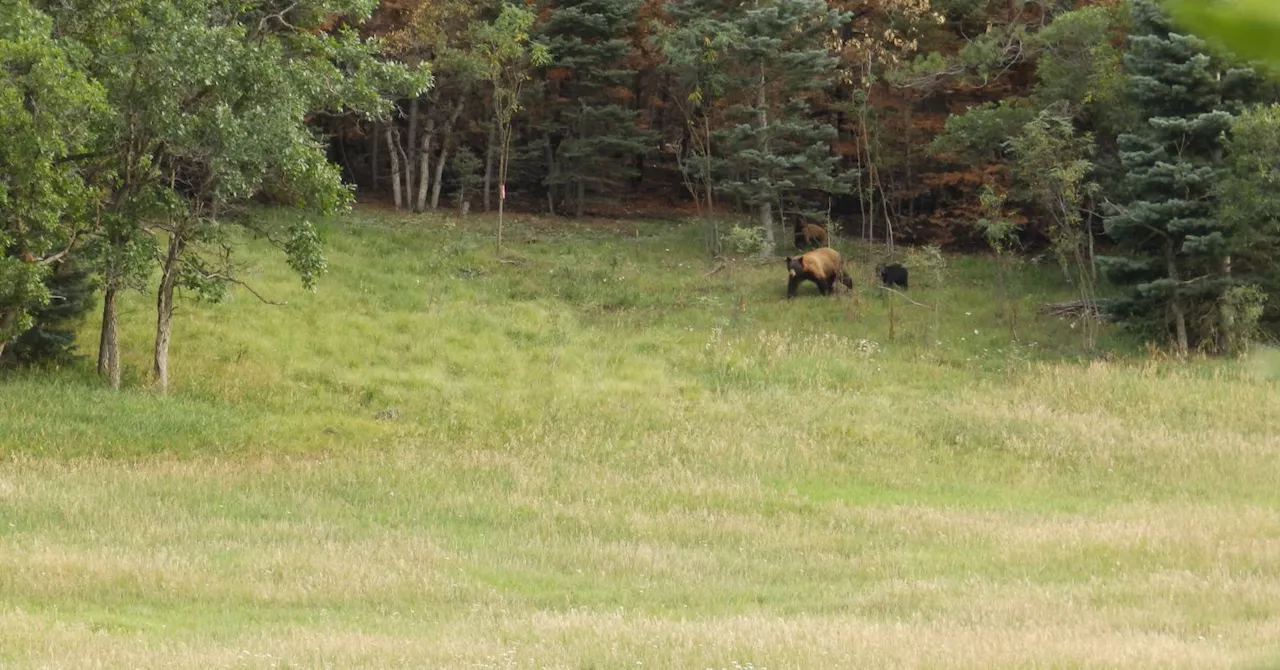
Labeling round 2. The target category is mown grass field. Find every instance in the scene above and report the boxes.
[3,207,1280,668]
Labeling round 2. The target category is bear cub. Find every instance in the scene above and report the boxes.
[876,263,908,290]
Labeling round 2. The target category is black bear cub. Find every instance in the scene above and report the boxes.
[876,263,908,290]
[786,247,853,298]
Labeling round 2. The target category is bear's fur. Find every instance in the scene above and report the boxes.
[793,221,827,250]
[876,263,908,289]
[786,247,852,298]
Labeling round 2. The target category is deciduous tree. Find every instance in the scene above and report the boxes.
[0,1,105,363]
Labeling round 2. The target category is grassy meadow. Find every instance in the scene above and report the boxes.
[3,207,1280,668]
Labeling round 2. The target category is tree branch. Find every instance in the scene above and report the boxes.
[35,229,83,266]
[200,271,287,306]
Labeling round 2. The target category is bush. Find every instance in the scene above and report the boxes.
[724,225,765,256]
[1219,284,1269,355]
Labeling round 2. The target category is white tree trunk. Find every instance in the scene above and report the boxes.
[415,117,436,213]
[153,233,184,394]
[386,126,403,209]
[431,101,465,210]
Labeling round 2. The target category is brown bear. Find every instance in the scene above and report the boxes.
[786,247,852,298]
[793,221,828,250]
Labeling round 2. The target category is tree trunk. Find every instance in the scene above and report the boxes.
[153,232,185,393]
[406,98,419,199]
[431,138,450,211]
[1219,254,1232,354]
[702,114,714,215]
[370,120,381,192]
[98,281,121,390]
[386,126,403,209]
[1166,240,1189,355]
[497,100,509,254]
[415,117,436,213]
[904,104,915,221]
[0,311,13,363]
[758,200,775,253]
[544,131,558,216]
[431,101,465,210]
[575,113,586,217]
[756,62,774,254]
[483,118,495,213]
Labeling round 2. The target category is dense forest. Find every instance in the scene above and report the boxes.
[5,0,1280,382]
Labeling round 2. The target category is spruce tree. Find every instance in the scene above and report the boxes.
[1098,0,1261,353]
[537,0,652,216]
[2,258,95,368]
[711,0,848,254]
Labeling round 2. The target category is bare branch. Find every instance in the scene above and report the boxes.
[877,284,928,307]
[199,270,287,306]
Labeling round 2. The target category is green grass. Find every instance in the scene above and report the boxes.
[2,207,1280,668]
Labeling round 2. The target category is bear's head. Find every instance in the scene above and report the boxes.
[786,255,805,278]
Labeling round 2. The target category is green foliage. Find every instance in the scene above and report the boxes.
[2,259,96,367]
[974,184,1018,253]
[1008,109,1097,269]
[724,224,765,256]
[930,100,1033,163]
[1031,4,1129,108]
[1217,283,1269,354]
[903,244,949,290]
[664,0,851,247]
[1165,0,1280,72]
[35,0,427,385]
[449,146,485,209]
[537,0,653,214]
[0,0,106,352]
[1009,108,1101,347]
[0,255,49,342]
[652,0,746,215]
[1218,103,1280,331]
[475,1,551,249]
[1098,0,1261,353]
[475,1,552,125]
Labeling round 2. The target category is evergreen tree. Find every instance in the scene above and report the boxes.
[706,0,849,254]
[537,0,652,216]
[2,258,95,367]
[1098,0,1262,354]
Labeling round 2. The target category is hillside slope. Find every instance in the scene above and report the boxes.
[2,209,1279,668]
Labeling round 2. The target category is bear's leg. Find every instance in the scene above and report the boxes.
[787,274,802,299]
[817,277,832,295]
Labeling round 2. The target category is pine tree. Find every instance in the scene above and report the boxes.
[537,0,652,216]
[2,258,95,368]
[708,0,849,254]
[1098,0,1262,354]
